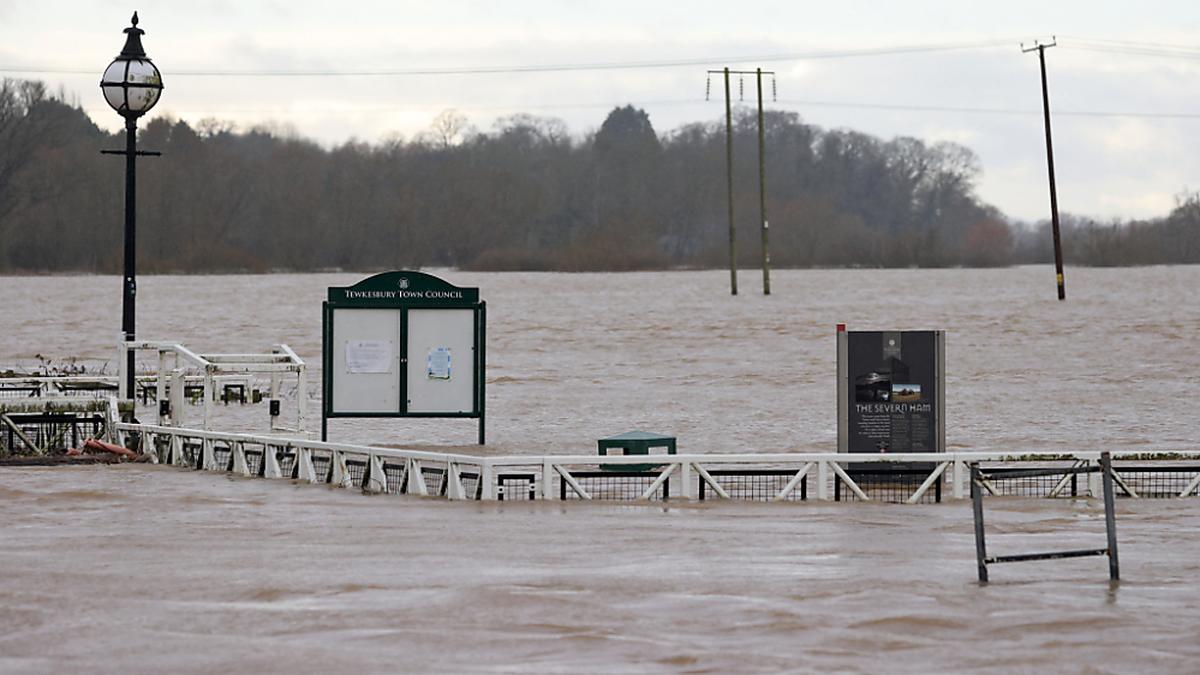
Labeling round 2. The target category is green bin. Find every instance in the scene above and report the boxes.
[597,431,676,472]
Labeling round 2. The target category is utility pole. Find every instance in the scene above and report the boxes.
[723,68,737,295]
[1023,38,1066,301]
[756,67,771,295]
[707,67,776,296]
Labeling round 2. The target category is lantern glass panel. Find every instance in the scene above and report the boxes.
[125,60,162,113]
[101,61,127,111]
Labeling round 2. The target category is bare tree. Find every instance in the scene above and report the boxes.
[430,109,470,149]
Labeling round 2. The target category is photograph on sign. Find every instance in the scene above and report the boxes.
[427,346,452,380]
[345,339,393,374]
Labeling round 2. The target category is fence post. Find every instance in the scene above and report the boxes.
[406,458,428,495]
[480,460,496,500]
[297,367,308,434]
[366,453,386,493]
[1088,457,1102,497]
[156,350,168,424]
[953,457,964,499]
[1101,452,1120,581]
[170,369,185,428]
[542,460,555,500]
[201,437,214,471]
[817,460,830,500]
[679,459,695,500]
[331,450,351,488]
[295,447,317,482]
[202,372,214,430]
[263,444,282,479]
[971,462,989,583]
[232,441,250,476]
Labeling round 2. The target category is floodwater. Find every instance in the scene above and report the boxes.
[2,266,1197,452]
[2,267,1200,672]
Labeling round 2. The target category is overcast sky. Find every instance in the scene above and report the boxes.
[2,0,1197,221]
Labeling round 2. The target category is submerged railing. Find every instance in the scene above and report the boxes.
[115,422,1200,503]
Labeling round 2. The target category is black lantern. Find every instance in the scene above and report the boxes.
[100,13,163,118]
[99,12,163,400]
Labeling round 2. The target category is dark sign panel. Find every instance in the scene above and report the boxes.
[839,330,944,454]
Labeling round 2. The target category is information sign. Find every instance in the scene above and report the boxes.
[837,329,945,455]
[322,271,486,444]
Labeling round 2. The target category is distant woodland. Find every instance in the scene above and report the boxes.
[1,77,1198,273]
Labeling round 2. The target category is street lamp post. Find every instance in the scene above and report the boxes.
[100,12,163,400]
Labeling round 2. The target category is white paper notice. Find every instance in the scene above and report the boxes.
[345,340,392,374]
[427,347,451,380]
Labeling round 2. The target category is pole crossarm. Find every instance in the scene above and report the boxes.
[101,149,162,156]
[1020,37,1058,53]
[706,69,776,75]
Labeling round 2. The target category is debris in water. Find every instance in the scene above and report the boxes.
[1,438,150,466]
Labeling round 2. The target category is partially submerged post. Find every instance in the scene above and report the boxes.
[706,66,775,296]
[722,67,737,296]
[755,67,773,296]
[1022,37,1066,301]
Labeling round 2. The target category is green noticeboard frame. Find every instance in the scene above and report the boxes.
[322,270,486,444]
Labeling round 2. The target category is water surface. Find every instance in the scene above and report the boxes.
[1,267,1198,672]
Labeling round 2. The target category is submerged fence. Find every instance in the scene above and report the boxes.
[115,422,1200,503]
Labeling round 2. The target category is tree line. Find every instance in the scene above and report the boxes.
[1,77,1197,273]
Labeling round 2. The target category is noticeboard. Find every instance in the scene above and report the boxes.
[322,271,485,444]
[837,329,945,455]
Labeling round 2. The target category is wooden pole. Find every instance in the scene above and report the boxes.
[1026,41,1066,300]
[724,67,737,296]
[757,68,770,295]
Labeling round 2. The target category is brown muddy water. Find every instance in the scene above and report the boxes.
[1,267,1199,672]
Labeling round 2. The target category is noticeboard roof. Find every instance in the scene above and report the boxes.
[327,270,480,308]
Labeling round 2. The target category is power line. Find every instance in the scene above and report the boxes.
[0,39,1016,77]
[1057,36,1200,61]
[1064,44,1200,61]
[12,35,1200,77]
[1059,35,1200,54]
[75,97,1200,120]
[774,99,1200,119]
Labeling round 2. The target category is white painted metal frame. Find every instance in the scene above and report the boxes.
[0,396,128,448]
[118,340,307,433]
[116,422,1200,504]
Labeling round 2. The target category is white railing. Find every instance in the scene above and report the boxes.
[1,396,128,454]
[0,376,120,398]
[119,340,307,433]
[115,423,1200,503]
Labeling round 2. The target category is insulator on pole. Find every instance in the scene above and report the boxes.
[772,76,777,102]
[705,75,711,101]
[739,76,744,101]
